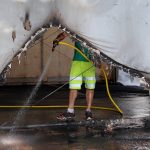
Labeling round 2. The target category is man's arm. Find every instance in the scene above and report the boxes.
[52,32,68,52]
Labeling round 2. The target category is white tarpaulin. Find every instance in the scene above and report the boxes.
[117,70,141,86]
[0,0,150,79]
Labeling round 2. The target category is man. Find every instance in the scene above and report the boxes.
[52,32,96,121]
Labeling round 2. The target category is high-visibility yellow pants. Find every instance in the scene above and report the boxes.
[69,61,96,90]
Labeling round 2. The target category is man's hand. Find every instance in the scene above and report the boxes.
[52,39,59,52]
[52,32,67,52]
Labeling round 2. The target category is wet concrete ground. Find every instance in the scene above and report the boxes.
[0,84,149,150]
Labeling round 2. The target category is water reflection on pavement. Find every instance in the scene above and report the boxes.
[0,86,149,150]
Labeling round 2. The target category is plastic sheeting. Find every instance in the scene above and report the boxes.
[0,0,150,77]
[117,70,141,86]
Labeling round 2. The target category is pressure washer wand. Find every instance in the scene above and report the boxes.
[32,65,94,106]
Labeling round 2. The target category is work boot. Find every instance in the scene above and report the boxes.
[85,111,93,121]
[57,111,75,121]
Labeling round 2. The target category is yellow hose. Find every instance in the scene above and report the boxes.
[0,105,117,112]
[0,41,123,115]
[101,65,123,114]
